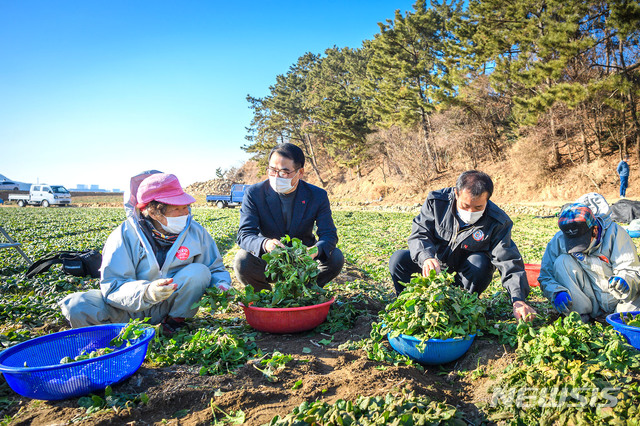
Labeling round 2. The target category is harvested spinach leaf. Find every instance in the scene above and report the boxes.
[239,235,328,308]
[375,270,486,347]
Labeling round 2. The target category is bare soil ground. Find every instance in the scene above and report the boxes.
[1,290,514,426]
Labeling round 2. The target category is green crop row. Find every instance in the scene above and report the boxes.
[2,207,638,425]
[0,208,562,283]
[485,313,640,424]
[267,390,464,425]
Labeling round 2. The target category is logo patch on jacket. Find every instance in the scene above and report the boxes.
[573,252,585,261]
[176,246,190,261]
[472,230,484,241]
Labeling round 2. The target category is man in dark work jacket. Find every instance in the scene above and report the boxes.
[389,170,537,321]
[234,143,344,291]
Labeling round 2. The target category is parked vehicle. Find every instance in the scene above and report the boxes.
[8,184,72,207]
[0,181,20,191]
[206,184,248,208]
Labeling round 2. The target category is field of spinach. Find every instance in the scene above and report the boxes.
[0,205,639,425]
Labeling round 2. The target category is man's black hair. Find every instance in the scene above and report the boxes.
[456,170,493,199]
[268,143,305,169]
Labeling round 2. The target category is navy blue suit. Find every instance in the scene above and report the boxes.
[237,180,338,261]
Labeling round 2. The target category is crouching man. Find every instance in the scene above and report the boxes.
[389,170,536,321]
[234,143,344,291]
[539,193,640,321]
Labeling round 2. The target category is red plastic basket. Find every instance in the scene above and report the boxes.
[524,263,541,287]
[240,298,335,333]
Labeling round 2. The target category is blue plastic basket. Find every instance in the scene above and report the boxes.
[388,332,476,365]
[606,311,640,350]
[627,229,640,238]
[0,324,155,400]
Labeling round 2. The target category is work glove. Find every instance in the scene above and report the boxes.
[608,276,630,294]
[145,278,177,303]
[215,281,231,292]
[553,291,572,313]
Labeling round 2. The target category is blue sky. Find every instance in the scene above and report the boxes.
[0,0,415,192]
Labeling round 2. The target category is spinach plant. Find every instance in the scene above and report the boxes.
[148,326,259,376]
[619,312,640,327]
[486,312,640,424]
[239,235,328,308]
[78,385,149,415]
[267,390,464,425]
[60,318,151,364]
[375,270,486,348]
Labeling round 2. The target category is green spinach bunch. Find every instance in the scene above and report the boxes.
[375,271,486,346]
[110,318,151,347]
[619,312,640,327]
[192,286,237,313]
[148,326,258,376]
[78,385,149,415]
[253,351,301,382]
[486,312,640,424]
[267,390,464,425]
[59,318,151,364]
[240,235,328,308]
[339,332,422,370]
[60,347,115,364]
[517,312,640,372]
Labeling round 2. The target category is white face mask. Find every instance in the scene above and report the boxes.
[269,175,297,194]
[457,209,485,225]
[160,214,189,234]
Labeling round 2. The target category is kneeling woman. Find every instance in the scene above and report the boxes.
[59,171,231,333]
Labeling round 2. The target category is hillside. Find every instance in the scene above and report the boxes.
[186,150,633,211]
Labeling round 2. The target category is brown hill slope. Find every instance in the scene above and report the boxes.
[187,152,635,209]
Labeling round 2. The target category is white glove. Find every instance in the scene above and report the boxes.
[145,278,177,303]
[215,282,231,292]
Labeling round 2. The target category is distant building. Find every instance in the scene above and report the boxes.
[69,184,121,193]
[70,184,106,192]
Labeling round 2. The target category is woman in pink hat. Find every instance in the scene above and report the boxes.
[59,172,231,334]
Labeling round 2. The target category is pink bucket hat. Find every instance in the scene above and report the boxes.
[136,173,196,209]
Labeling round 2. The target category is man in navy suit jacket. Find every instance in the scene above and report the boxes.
[234,143,344,291]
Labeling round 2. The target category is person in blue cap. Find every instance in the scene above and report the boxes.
[539,193,640,321]
[617,154,630,198]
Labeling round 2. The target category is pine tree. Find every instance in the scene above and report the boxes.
[605,0,640,159]
[463,0,626,164]
[244,53,326,186]
[367,0,461,174]
[306,46,374,175]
